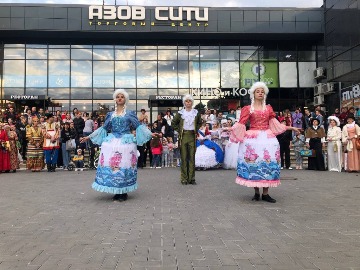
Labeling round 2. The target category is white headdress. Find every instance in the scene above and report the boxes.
[113,89,129,115]
[327,116,340,126]
[249,82,269,114]
[182,94,194,106]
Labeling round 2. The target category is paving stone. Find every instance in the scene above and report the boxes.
[0,169,360,269]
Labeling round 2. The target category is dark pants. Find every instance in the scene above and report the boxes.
[143,141,152,167]
[308,138,325,171]
[152,154,161,167]
[279,141,290,168]
[137,145,145,168]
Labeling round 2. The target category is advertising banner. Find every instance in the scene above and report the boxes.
[240,61,279,88]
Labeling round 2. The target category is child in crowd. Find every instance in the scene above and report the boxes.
[162,138,169,167]
[292,129,306,169]
[167,137,175,167]
[150,135,162,168]
[73,148,84,171]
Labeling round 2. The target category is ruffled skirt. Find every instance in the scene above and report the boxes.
[195,145,218,168]
[236,131,281,187]
[92,137,138,194]
[223,141,239,169]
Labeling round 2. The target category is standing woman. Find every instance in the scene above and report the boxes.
[342,115,360,172]
[81,89,153,201]
[5,125,19,172]
[26,117,44,172]
[326,116,342,172]
[305,118,326,171]
[0,122,11,173]
[230,82,299,203]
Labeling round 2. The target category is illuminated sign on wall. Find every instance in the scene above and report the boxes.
[88,6,209,27]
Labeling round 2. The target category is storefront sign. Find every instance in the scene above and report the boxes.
[191,88,250,97]
[88,6,209,27]
[241,62,279,88]
[5,95,46,100]
[153,95,182,100]
[341,84,360,101]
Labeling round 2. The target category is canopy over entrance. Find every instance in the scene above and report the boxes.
[148,95,183,108]
[4,95,51,112]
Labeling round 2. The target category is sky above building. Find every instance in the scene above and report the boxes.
[1,0,323,8]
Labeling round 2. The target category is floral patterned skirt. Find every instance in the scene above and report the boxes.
[92,137,138,194]
[236,131,281,188]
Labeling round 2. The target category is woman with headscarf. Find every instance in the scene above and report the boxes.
[342,114,360,172]
[305,118,326,171]
[230,82,300,203]
[81,89,153,201]
[326,116,342,172]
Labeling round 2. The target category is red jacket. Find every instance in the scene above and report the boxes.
[151,144,162,155]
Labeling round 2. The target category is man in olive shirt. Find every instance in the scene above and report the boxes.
[172,95,202,185]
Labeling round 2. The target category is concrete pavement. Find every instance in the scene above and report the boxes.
[0,167,360,270]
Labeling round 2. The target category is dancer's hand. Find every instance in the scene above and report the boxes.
[80,136,89,143]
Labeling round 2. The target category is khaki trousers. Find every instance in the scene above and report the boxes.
[180,132,196,183]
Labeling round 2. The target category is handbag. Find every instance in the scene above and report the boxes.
[356,137,360,150]
[299,149,316,157]
[66,139,76,151]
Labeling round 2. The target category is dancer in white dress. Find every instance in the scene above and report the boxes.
[326,116,342,172]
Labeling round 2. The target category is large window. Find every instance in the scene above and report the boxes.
[0,44,319,113]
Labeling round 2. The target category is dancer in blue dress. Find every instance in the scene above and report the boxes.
[81,89,152,201]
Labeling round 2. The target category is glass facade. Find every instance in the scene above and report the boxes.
[0,43,318,116]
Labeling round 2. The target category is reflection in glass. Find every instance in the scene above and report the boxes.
[240,49,259,61]
[3,60,25,87]
[70,100,93,113]
[137,89,157,99]
[93,49,114,60]
[189,60,200,88]
[136,61,157,88]
[26,49,47,59]
[26,44,47,49]
[71,88,93,100]
[71,60,92,87]
[115,61,136,88]
[200,50,220,60]
[4,48,25,59]
[25,88,46,96]
[179,89,190,96]
[298,51,316,61]
[48,88,70,99]
[158,61,178,88]
[49,45,70,48]
[115,45,135,49]
[279,51,297,61]
[49,60,70,88]
[26,60,47,88]
[93,100,115,114]
[158,50,177,60]
[49,49,70,59]
[177,50,188,60]
[220,50,240,61]
[115,49,135,60]
[189,49,200,60]
[93,88,115,100]
[136,50,157,60]
[71,45,92,49]
[71,48,92,60]
[178,61,189,88]
[4,88,24,96]
[136,46,157,50]
[93,61,114,88]
[221,62,239,88]
[200,61,220,88]
[158,89,178,96]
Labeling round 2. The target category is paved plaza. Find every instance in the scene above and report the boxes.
[0,167,360,270]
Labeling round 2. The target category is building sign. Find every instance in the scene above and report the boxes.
[191,88,250,97]
[341,83,360,108]
[241,62,279,88]
[5,95,46,100]
[152,95,182,100]
[88,6,209,27]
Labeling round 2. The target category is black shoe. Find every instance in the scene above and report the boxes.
[52,164,56,172]
[190,180,197,185]
[262,194,276,203]
[113,193,128,201]
[252,193,260,201]
[113,194,121,200]
[47,164,51,172]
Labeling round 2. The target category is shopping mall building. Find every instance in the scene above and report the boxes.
[0,1,359,117]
